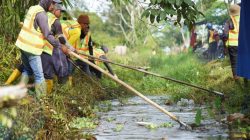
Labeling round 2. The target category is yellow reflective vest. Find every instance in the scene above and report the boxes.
[15,5,45,55]
[226,15,240,47]
[208,30,215,43]
[78,32,105,65]
[43,12,58,55]
[61,20,81,49]
[77,31,91,54]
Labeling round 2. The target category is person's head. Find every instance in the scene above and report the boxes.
[48,0,62,12]
[77,14,90,35]
[215,35,220,42]
[40,0,52,11]
[229,4,241,16]
[206,23,213,30]
[52,3,62,18]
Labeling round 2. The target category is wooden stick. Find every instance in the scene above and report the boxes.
[69,51,192,130]
[80,53,224,97]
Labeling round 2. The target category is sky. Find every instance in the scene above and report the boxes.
[72,0,111,13]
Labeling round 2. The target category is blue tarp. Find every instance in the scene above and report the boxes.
[237,0,250,79]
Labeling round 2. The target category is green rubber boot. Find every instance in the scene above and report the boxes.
[35,81,47,99]
[20,74,29,84]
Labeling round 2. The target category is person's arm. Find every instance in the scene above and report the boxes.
[100,55,115,75]
[35,12,61,48]
[88,36,93,56]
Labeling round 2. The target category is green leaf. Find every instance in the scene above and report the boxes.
[195,109,202,126]
[156,15,161,23]
[142,10,150,18]
[160,12,166,20]
[150,14,155,23]
[184,0,192,5]
[168,0,176,4]
[176,0,183,6]
[151,0,157,4]
[4,15,13,23]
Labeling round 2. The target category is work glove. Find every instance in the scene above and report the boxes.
[61,44,70,56]
[101,45,109,54]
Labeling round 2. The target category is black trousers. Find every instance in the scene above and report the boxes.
[41,52,68,84]
[228,46,238,77]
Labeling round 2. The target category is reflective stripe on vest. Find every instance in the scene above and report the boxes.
[77,31,91,52]
[43,12,57,55]
[61,20,81,49]
[209,30,214,43]
[226,15,240,47]
[15,5,45,55]
[61,20,81,39]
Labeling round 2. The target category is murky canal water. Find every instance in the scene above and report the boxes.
[92,96,228,140]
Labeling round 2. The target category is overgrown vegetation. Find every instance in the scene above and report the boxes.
[0,0,248,138]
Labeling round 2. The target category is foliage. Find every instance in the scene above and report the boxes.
[138,122,173,130]
[154,23,183,48]
[69,117,97,130]
[112,0,202,29]
[196,0,228,25]
[0,39,106,138]
[113,124,124,132]
[160,122,174,128]
[141,0,202,29]
[0,0,72,41]
[195,108,202,126]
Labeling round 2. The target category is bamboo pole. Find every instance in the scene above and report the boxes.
[67,58,104,90]
[69,51,192,130]
[79,53,224,97]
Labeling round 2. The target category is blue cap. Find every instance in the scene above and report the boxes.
[54,3,63,10]
[206,23,212,29]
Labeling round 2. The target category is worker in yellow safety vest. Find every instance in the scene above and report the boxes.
[41,3,72,93]
[76,14,116,79]
[15,0,68,98]
[60,17,92,86]
[223,4,241,80]
[206,23,217,60]
[5,3,72,94]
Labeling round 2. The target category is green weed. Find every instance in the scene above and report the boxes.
[195,108,202,126]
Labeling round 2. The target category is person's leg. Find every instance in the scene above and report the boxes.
[26,51,46,98]
[76,59,92,76]
[20,51,34,84]
[228,46,238,80]
[67,59,75,86]
[41,53,54,94]
[52,48,69,84]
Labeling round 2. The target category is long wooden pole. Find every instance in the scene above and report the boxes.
[69,51,192,130]
[67,58,104,90]
[80,53,224,97]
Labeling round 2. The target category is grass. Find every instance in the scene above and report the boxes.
[103,47,246,113]
[0,36,249,138]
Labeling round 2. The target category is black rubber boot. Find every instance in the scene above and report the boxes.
[58,76,69,84]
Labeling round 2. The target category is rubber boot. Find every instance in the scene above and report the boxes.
[5,69,22,85]
[68,76,73,87]
[45,79,53,94]
[20,74,29,84]
[58,76,68,84]
[35,81,47,100]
